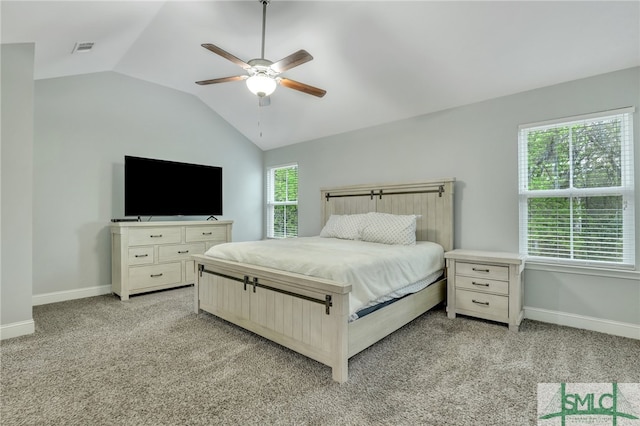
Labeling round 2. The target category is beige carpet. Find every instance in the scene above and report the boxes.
[1,286,638,425]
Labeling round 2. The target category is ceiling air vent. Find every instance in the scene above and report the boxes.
[71,42,95,54]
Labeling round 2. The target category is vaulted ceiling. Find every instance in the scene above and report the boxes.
[2,1,639,150]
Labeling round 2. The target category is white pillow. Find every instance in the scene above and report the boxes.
[360,212,418,245]
[320,214,365,240]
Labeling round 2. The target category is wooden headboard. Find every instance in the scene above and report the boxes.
[320,178,455,252]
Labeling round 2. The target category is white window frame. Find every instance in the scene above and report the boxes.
[518,107,635,269]
[266,163,298,238]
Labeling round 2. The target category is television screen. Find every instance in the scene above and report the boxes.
[124,156,222,217]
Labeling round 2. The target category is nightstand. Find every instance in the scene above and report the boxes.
[445,249,525,331]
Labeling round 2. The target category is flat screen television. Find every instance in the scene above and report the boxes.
[124,155,222,217]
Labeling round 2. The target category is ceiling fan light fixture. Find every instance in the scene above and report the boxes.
[246,73,276,97]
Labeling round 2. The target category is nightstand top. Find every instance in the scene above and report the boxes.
[444,249,524,265]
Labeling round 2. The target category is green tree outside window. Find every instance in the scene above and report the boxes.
[519,109,634,267]
[267,164,298,238]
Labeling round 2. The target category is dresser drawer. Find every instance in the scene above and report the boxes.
[186,226,227,243]
[158,243,205,262]
[128,247,154,265]
[456,262,509,281]
[455,275,509,295]
[455,289,508,319]
[128,263,182,290]
[128,227,181,246]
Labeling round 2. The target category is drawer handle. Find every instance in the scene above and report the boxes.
[472,267,490,273]
[472,281,489,287]
[472,299,489,306]
[202,232,213,236]
[150,273,164,278]
[134,254,149,258]
[150,234,163,238]
[178,250,189,254]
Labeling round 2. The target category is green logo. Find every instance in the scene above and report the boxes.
[538,383,640,425]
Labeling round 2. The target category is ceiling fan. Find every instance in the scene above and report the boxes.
[196,0,326,105]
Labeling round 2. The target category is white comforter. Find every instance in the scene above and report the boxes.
[203,236,444,316]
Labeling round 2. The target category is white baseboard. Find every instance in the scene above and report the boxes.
[32,285,112,306]
[0,319,35,340]
[1,286,111,340]
[524,307,640,340]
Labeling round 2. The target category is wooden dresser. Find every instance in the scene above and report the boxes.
[111,220,232,300]
[445,249,524,331]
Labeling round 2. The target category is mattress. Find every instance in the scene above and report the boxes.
[203,236,445,317]
[350,268,443,320]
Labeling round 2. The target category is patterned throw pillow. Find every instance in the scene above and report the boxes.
[360,212,418,245]
[320,214,366,240]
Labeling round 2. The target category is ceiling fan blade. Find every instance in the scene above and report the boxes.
[201,43,251,70]
[270,50,313,74]
[259,96,271,107]
[195,75,248,85]
[279,78,326,98]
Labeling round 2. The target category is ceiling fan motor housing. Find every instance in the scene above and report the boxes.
[248,59,275,76]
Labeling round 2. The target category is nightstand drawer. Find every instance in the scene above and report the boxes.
[455,275,509,295]
[456,289,508,319]
[456,262,509,281]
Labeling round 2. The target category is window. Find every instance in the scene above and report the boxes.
[266,164,298,238]
[518,107,635,268]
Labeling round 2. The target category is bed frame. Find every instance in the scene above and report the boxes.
[193,178,455,382]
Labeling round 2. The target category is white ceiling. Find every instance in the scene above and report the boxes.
[2,1,639,150]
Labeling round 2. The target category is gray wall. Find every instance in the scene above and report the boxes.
[31,71,263,297]
[265,67,640,327]
[1,43,35,329]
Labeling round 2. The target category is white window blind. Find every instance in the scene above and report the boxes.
[518,107,635,268]
[266,164,298,238]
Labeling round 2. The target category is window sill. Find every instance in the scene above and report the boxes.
[525,260,639,280]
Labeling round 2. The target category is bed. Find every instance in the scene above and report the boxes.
[192,178,455,382]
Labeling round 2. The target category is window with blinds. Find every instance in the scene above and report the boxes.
[266,164,298,238]
[518,107,635,268]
